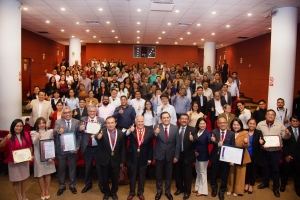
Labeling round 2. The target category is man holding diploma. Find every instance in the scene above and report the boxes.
[54,106,82,196]
[80,105,105,193]
[256,109,291,197]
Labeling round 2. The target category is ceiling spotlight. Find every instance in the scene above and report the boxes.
[137,30,140,33]
[137,41,140,43]
[268,27,271,30]
[212,32,215,35]
[118,41,120,43]
[175,10,179,13]
[248,13,252,16]
[180,38,183,40]
[137,37,140,39]
[226,25,230,28]
[137,22,140,24]
[193,43,196,45]
[221,44,223,46]
[106,21,110,24]
[175,42,177,44]
[99,8,103,11]
[201,38,204,41]
[197,24,201,26]
[187,32,190,34]
[112,30,115,32]
[167,22,171,25]
[71,36,74,38]
[76,22,79,24]
[162,31,165,34]
[156,41,159,44]
[23,7,28,10]
[115,36,118,38]
[93,36,96,38]
[61,8,65,11]
[81,40,82,42]
[137,9,141,12]
[46,20,50,23]
[212,11,216,14]
[99,40,101,42]
[61,29,64,32]
[86,29,89,32]
[158,37,161,39]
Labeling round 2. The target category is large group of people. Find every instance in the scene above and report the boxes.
[1,58,300,200]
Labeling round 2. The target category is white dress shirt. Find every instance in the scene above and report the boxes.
[109,97,121,108]
[129,98,146,116]
[97,104,115,120]
[143,111,156,127]
[157,104,177,125]
[203,88,213,100]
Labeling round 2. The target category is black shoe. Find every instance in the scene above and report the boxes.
[211,190,217,197]
[174,190,182,196]
[70,187,77,194]
[155,193,162,200]
[296,188,300,197]
[273,189,280,197]
[248,190,253,194]
[183,193,190,200]
[81,186,92,193]
[165,193,173,200]
[218,192,224,200]
[280,185,286,192]
[99,185,103,192]
[103,195,109,200]
[244,189,248,193]
[112,195,118,200]
[257,183,269,189]
[57,188,66,196]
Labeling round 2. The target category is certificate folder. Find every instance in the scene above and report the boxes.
[60,132,77,154]
[219,145,244,165]
[12,148,32,164]
[39,139,55,162]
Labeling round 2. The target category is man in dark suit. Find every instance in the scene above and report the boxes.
[93,71,108,93]
[54,106,82,196]
[220,84,232,107]
[72,98,88,120]
[80,105,106,193]
[191,77,203,94]
[191,86,207,116]
[210,117,235,200]
[126,116,153,200]
[281,115,300,196]
[295,120,300,197]
[140,76,152,100]
[95,116,126,200]
[174,114,196,199]
[153,76,166,92]
[207,91,227,129]
[220,60,228,84]
[153,112,180,200]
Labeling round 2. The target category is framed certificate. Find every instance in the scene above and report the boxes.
[85,122,101,134]
[219,145,244,165]
[39,139,55,162]
[263,135,280,147]
[12,148,32,164]
[60,132,77,154]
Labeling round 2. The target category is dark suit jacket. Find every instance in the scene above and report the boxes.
[140,83,152,99]
[80,116,106,153]
[248,129,265,164]
[220,64,228,75]
[72,107,88,120]
[95,129,126,167]
[191,95,207,115]
[209,129,235,163]
[126,129,153,166]
[220,91,232,106]
[207,98,227,120]
[153,123,180,162]
[51,98,61,111]
[153,81,166,91]
[179,125,197,164]
[283,126,299,159]
[295,131,300,160]
[53,118,82,155]
[194,129,211,161]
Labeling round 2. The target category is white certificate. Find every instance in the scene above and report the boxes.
[60,132,77,153]
[219,145,244,165]
[216,106,224,114]
[44,141,55,159]
[12,148,32,163]
[86,122,101,134]
[264,135,280,147]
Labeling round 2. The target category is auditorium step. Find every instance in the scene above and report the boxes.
[239,93,257,113]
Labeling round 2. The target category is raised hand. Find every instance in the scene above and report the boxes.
[80,122,85,131]
[285,128,291,135]
[173,158,178,163]
[138,105,141,110]
[97,131,103,139]
[189,132,193,141]
[154,125,160,134]
[161,104,166,110]
[26,101,31,109]
[211,134,216,142]
[119,108,124,114]
[58,125,64,134]
[243,137,249,144]
[211,107,214,112]
[129,124,135,132]
[74,110,78,116]
[259,137,264,145]
[218,140,223,147]
[98,102,102,107]
[6,132,12,139]
[36,132,42,140]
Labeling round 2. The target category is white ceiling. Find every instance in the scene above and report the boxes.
[19,0,300,48]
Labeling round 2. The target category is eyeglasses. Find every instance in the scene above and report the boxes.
[63,111,72,114]
[218,122,227,125]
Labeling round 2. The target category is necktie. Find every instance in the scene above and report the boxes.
[110,131,115,146]
[200,95,203,106]
[88,119,94,146]
[221,131,225,141]
[139,129,142,138]
[294,128,298,141]
[180,128,185,151]
[67,121,70,132]
[164,127,169,141]
[80,108,83,116]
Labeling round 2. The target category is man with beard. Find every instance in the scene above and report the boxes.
[97,95,115,120]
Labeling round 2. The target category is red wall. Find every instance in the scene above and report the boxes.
[216,24,300,103]
[86,44,200,67]
[22,29,66,91]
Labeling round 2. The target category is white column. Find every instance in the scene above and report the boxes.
[268,7,298,112]
[69,38,81,66]
[0,0,21,130]
[203,42,216,72]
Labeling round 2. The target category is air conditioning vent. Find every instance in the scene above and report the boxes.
[37,31,49,34]
[101,36,110,39]
[166,37,174,40]
[177,23,191,27]
[237,36,249,39]
[85,20,99,24]
[152,0,173,3]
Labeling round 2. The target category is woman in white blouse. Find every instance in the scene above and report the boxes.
[117,82,129,98]
[64,89,79,110]
[142,100,156,133]
[236,101,251,129]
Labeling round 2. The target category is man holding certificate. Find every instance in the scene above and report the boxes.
[79,105,105,193]
[95,116,126,200]
[54,106,82,196]
[256,109,291,197]
[210,117,235,200]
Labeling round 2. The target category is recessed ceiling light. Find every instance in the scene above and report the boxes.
[61,8,65,11]
[221,44,223,46]
[137,37,140,39]
[187,32,190,34]
[212,32,215,35]
[71,36,74,38]
[156,41,159,44]
[167,22,171,25]
[99,40,101,42]
[112,30,115,32]
[268,27,271,30]
[137,41,140,43]
[158,37,161,39]
[86,29,89,32]
[248,13,252,16]
[212,11,216,14]
[81,40,82,42]
[201,38,204,41]
[106,21,110,24]
[76,22,79,24]
[93,36,96,38]
[137,22,140,24]
[180,38,183,40]
[137,9,141,12]
[137,30,140,33]
[118,41,120,43]
[23,7,28,10]
[175,10,179,13]
[197,24,201,26]
[115,36,118,38]
[162,31,165,34]
[175,42,177,44]
[61,29,64,32]
[46,20,50,23]
[193,43,196,45]
[99,8,103,11]
[226,25,230,28]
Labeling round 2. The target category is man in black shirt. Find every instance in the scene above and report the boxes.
[253,99,267,123]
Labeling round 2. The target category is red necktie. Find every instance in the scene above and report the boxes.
[164,127,169,141]
[221,131,225,141]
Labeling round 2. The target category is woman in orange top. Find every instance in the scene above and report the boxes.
[85,90,99,107]
[49,100,64,129]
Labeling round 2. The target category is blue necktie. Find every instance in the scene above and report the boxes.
[67,121,70,132]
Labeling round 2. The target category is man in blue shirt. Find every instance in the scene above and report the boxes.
[172,88,191,119]
[113,96,136,130]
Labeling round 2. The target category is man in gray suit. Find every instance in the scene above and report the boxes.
[140,76,152,100]
[80,105,106,193]
[54,106,82,196]
[153,111,180,200]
